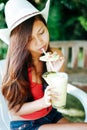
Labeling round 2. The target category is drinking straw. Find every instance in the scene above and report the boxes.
[41,48,56,71]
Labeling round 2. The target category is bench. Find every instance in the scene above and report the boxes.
[50,40,87,91]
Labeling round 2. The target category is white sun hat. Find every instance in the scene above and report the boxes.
[0,0,50,45]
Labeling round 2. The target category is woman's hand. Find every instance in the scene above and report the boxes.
[40,51,65,72]
[43,85,60,108]
[42,86,53,107]
[46,52,65,72]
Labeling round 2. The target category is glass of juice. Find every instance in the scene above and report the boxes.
[42,72,68,108]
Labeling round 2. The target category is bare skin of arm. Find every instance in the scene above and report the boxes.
[10,96,50,116]
[38,122,87,130]
[10,85,54,116]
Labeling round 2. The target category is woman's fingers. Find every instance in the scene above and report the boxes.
[44,86,53,106]
[46,55,65,72]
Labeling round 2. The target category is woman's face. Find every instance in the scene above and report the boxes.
[28,19,49,56]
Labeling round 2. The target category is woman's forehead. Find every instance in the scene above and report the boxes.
[33,19,45,30]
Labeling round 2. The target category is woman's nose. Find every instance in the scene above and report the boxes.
[35,36,42,45]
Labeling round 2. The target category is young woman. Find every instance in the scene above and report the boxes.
[1,0,87,130]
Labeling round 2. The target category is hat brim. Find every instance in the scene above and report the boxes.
[0,11,46,45]
[0,29,10,45]
[0,0,50,45]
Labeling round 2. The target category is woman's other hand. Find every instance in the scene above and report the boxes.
[46,52,65,72]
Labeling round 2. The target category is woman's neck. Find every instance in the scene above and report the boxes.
[32,57,43,73]
[31,57,43,84]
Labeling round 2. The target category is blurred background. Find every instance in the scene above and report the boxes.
[0,0,87,59]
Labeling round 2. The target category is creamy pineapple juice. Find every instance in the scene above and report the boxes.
[42,72,68,108]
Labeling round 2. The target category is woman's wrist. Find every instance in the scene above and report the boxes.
[41,96,51,109]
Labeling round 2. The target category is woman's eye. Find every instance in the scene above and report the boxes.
[39,29,45,35]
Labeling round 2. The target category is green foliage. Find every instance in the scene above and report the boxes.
[0,10,6,28]
[0,40,7,59]
[48,0,87,40]
[48,1,63,40]
[78,16,87,31]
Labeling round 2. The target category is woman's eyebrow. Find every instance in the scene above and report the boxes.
[38,26,44,32]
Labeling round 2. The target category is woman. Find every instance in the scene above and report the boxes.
[1,0,87,129]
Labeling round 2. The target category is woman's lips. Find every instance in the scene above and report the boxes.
[39,46,47,52]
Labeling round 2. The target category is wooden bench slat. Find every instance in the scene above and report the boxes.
[50,41,87,88]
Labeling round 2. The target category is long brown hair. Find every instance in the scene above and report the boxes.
[2,15,51,111]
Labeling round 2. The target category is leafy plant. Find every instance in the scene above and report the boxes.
[0,40,7,59]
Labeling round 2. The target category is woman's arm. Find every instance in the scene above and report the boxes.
[10,98,45,116]
[10,86,52,116]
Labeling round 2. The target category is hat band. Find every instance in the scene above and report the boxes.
[10,11,39,31]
